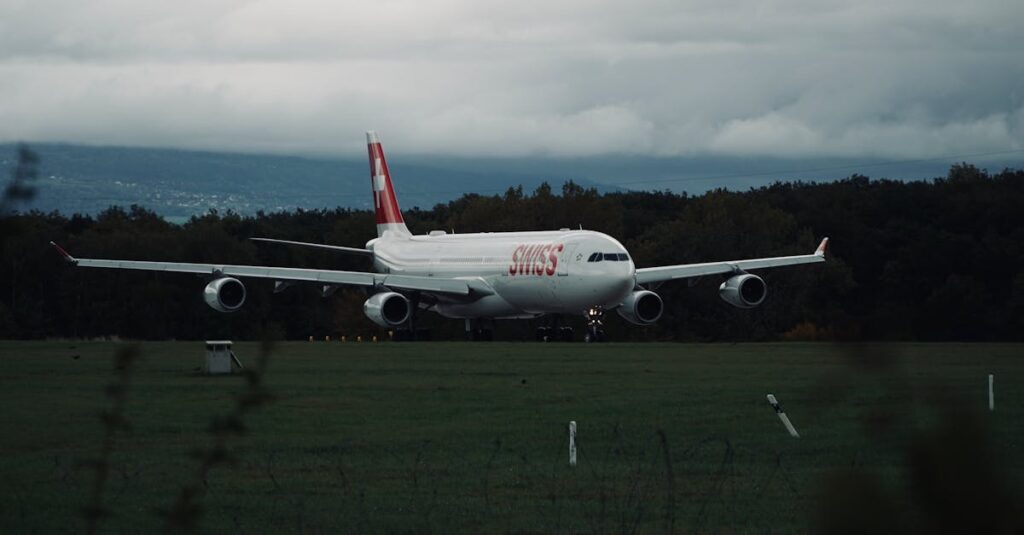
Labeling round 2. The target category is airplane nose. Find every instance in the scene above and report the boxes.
[599,263,635,305]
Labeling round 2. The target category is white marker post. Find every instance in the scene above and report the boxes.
[568,421,577,466]
[989,374,995,411]
[766,394,800,438]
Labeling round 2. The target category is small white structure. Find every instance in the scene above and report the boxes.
[204,340,242,375]
[569,421,577,466]
[766,394,800,438]
[989,374,995,411]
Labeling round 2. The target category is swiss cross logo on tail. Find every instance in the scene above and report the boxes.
[373,158,386,209]
[509,243,564,276]
[366,132,404,227]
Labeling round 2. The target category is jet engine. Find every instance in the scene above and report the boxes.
[203,277,246,313]
[363,292,411,328]
[719,273,766,308]
[616,290,664,325]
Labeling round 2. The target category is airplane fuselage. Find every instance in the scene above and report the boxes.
[368,229,635,319]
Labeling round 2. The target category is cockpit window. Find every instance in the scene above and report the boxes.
[587,252,630,262]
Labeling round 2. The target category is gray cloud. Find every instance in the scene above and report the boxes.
[1,0,1022,158]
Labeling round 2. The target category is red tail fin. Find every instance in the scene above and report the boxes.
[366,131,409,237]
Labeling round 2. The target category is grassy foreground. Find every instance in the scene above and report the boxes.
[1,341,1021,533]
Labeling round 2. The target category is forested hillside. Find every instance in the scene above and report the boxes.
[1,160,1021,341]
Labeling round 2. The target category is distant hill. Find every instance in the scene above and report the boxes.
[2,144,618,222]
[4,143,1020,222]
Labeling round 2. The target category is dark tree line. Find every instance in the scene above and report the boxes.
[1,162,1021,341]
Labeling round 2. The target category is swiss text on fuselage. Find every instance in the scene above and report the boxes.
[509,243,564,276]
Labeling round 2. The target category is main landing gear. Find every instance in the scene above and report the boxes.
[533,310,607,342]
[465,318,494,341]
[535,326,574,342]
[535,314,575,342]
[584,307,606,343]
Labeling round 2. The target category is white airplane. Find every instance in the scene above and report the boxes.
[52,131,828,342]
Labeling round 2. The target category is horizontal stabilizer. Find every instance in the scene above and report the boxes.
[251,237,374,257]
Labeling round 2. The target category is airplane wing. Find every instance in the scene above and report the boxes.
[635,238,828,285]
[49,242,492,297]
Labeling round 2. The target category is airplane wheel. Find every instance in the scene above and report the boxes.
[415,328,432,341]
[471,328,492,341]
[559,327,574,342]
[536,327,551,342]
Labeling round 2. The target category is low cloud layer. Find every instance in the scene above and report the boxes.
[1,0,1022,158]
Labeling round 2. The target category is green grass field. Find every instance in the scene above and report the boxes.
[1,341,1021,533]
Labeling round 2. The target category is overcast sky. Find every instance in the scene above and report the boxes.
[1,0,1022,159]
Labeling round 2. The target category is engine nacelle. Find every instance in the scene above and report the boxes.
[203,277,246,313]
[363,292,411,328]
[616,290,664,325]
[719,273,767,308]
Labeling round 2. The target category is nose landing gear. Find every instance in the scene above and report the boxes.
[584,307,606,343]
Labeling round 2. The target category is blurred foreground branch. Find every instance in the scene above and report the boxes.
[1,144,39,217]
[161,341,276,533]
[82,344,142,535]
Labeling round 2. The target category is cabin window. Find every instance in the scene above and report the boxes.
[587,252,600,262]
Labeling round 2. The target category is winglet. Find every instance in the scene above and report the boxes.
[815,237,829,257]
[49,241,77,264]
